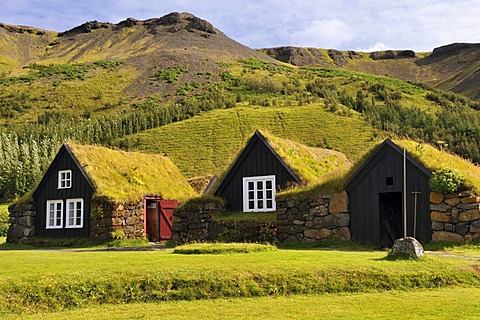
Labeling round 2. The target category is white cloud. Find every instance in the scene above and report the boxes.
[286,19,354,48]
[358,43,393,53]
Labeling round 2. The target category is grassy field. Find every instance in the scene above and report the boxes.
[6,287,480,320]
[0,244,479,317]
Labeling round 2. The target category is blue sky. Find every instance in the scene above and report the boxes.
[1,0,479,51]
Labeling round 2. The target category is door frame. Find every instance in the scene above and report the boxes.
[144,196,162,241]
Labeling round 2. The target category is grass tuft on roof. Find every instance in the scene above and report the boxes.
[68,143,197,201]
[395,139,480,194]
[260,130,351,184]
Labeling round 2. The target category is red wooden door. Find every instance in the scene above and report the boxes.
[159,200,178,240]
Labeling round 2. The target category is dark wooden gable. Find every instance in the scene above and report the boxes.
[34,144,95,238]
[214,131,301,210]
[345,139,432,246]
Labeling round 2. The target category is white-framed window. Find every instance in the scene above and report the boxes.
[242,175,276,212]
[58,170,72,189]
[66,198,84,228]
[46,200,63,229]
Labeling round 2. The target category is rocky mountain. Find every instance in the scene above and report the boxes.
[2,12,480,201]
[263,43,480,100]
[1,12,479,100]
[0,12,274,96]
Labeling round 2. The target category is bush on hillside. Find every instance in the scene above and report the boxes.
[428,169,464,194]
[0,207,9,236]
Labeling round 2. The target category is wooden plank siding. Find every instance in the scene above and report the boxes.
[34,145,94,238]
[215,131,300,211]
[346,140,432,246]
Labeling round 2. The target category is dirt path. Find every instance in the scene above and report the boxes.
[426,251,480,261]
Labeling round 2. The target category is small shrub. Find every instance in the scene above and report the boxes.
[0,206,9,237]
[429,169,464,194]
[110,229,125,240]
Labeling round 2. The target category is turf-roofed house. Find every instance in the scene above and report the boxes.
[7,143,197,243]
[175,133,480,246]
[214,130,350,212]
[345,139,432,247]
[172,130,352,243]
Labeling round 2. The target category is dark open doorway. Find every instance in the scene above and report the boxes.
[379,192,403,248]
[145,198,178,241]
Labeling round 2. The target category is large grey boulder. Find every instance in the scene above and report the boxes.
[391,237,424,259]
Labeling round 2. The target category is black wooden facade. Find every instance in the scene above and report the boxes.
[345,139,432,247]
[33,144,95,238]
[214,131,301,211]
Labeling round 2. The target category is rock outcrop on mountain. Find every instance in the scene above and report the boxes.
[0,12,479,100]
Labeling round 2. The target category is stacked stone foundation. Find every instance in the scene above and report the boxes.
[90,199,146,241]
[171,192,351,244]
[6,202,36,243]
[276,191,350,242]
[430,191,480,242]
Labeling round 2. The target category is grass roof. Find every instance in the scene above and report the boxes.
[68,143,197,201]
[395,139,480,194]
[210,130,352,195]
[259,130,351,184]
[280,138,480,199]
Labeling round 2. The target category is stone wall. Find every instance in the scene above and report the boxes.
[171,192,350,244]
[430,191,480,242]
[6,201,36,243]
[171,201,226,243]
[171,201,278,243]
[276,191,350,242]
[90,199,145,240]
[7,198,146,243]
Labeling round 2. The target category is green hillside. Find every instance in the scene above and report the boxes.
[3,13,480,201]
[263,44,480,101]
[115,104,379,178]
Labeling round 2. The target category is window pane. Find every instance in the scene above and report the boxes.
[257,181,263,189]
[248,191,254,199]
[266,180,272,189]
[258,201,263,209]
[266,200,273,208]
[266,190,272,199]
[248,181,254,189]
[249,201,255,209]
[257,191,263,199]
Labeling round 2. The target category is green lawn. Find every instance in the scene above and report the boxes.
[4,287,480,320]
[0,247,474,282]
[0,246,479,316]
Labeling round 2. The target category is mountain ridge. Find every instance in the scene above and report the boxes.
[2,12,480,200]
[2,12,478,99]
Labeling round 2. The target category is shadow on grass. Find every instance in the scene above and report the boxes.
[277,239,378,252]
[0,237,151,251]
[374,251,426,261]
